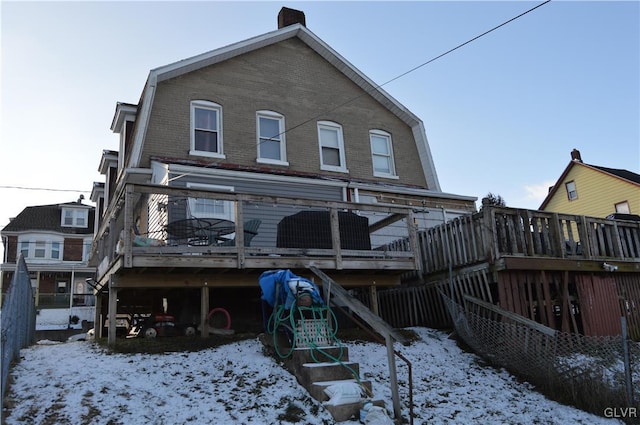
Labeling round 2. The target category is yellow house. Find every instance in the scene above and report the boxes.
[539,149,640,218]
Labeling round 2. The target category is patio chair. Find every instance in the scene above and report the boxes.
[219,219,261,247]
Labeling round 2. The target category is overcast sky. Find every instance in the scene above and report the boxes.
[1,1,638,231]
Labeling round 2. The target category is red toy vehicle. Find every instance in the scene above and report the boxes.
[127,312,197,338]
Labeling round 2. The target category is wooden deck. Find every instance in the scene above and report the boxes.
[418,206,640,274]
[91,183,422,290]
[409,206,640,339]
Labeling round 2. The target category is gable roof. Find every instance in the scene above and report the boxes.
[591,165,640,185]
[2,202,95,235]
[539,160,640,210]
[126,23,441,191]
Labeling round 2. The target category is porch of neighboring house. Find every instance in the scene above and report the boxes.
[405,207,640,340]
[90,183,424,344]
[0,269,96,332]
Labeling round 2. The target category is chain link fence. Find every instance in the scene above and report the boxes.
[1,254,36,415]
[442,292,640,424]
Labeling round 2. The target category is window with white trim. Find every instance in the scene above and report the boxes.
[190,100,224,158]
[257,111,288,165]
[615,201,630,214]
[18,236,64,261]
[565,181,578,201]
[83,238,92,262]
[187,183,235,222]
[51,241,61,259]
[317,121,347,172]
[20,241,29,258]
[34,241,46,258]
[370,130,396,177]
[61,208,88,228]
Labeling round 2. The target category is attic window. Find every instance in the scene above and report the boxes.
[190,100,224,158]
[62,208,88,228]
[565,181,578,201]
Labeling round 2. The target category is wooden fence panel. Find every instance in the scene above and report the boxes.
[575,274,622,336]
[615,274,640,340]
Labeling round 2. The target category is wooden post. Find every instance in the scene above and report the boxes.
[406,210,422,273]
[551,213,564,258]
[124,185,134,268]
[369,284,379,316]
[201,285,210,338]
[329,208,343,270]
[234,202,245,268]
[94,290,103,338]
[107,281,118,346]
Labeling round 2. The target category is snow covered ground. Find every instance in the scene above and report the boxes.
[3,327,624,424]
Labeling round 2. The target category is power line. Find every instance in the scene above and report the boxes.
[280,1,552,137]
[7,2,552,190]
[0,185,91,193]
[172,1,551,182]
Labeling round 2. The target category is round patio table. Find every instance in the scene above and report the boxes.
[165,218,235,246]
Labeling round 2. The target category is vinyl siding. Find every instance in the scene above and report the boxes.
[543,164,640,217]
[168,174,344,248]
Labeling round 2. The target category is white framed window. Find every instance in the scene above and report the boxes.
[615,201,630,214]
[317,121,347,172]
[565,181,578,201]
[61,208,88,228]
[18,236,64,261]
[51,242,61,260]
[83,237,92,262]
[34,241,46,258]
[20,241,29,258]
[257,111,288,165]
[187,183,235,222]
[190,100,224,158]
[369,130,397,178]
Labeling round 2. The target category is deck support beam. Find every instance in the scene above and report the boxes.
[107,280,118,346]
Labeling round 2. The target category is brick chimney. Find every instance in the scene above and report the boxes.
[278,7,306,28]
[571,148,582,162]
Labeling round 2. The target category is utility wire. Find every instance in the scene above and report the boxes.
[0,185,91,193]
[6,2,552,190]
[279,0,552,137]
[171,0,551,183]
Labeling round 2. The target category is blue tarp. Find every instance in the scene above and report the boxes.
[259,269,324,309]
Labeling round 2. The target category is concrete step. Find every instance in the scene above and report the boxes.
[309,378,373,402]
[301,361,360,384]
[291,346,349,363]
[321,390,386,422]
[324,400,362,422]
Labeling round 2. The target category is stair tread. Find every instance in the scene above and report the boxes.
[311,378,360,387]
[302,361,357,367]
[294,345,341,350]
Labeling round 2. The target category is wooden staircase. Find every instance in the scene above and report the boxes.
[260,323,383,422]
[257,266,409,422]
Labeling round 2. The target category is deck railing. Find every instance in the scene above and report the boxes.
[419,207,640,274]
[91,183,421,279]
